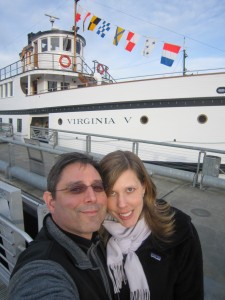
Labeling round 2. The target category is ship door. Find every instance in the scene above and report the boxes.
[32,80,37,95]
[34,42,38,68]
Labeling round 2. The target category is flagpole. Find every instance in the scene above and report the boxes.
[183,37,188,76]
[74,0,79,72]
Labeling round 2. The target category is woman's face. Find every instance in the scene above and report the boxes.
[107,169,145,228]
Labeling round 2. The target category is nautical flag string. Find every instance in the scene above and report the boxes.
[96,21,111,38]
[160,43,181,67]
[113,26,125,46]
[77,4,182,65]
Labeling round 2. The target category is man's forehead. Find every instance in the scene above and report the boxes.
[59,163,101,181]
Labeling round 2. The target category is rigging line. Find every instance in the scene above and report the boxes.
[94,1,225,54]
[112,58,160,70]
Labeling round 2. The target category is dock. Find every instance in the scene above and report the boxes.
[0,140,224,299]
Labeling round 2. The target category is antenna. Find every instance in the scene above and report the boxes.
[45,14,60,28]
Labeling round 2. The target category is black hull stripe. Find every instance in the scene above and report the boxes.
[1,96,225,115]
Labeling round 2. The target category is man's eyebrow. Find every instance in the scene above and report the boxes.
[65,179,103,186]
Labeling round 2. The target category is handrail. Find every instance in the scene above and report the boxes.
[0,213,33,285]
[0,52,115,83]
[0,214,33,244]
[0,130,224,190]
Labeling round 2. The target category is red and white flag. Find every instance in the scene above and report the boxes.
[125,31,140,52]
[75,5,83,22]
[83,11,91,31]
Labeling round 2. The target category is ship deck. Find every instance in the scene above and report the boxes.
[0,142,224,299]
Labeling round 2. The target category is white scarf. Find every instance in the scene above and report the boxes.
[103,216,151,300]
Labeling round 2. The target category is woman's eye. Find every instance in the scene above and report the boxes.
[127,187,135,193]
[109,191,116,197]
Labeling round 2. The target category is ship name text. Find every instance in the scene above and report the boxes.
[67,117,132,125]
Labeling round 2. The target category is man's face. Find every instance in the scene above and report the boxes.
[44,163,107,239]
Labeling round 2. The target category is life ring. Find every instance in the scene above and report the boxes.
[96,63,105,75]
[59,55,71,68]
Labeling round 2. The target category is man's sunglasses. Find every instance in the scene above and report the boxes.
[55,182,105,194]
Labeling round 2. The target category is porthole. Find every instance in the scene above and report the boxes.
[197,114,207,124]
[140,115,149,124]
[216,87,225,94]
[58,118,63,125]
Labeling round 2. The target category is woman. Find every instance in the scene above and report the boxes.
[100,150,203,300]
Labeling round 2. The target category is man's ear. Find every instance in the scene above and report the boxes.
[43,191,55,213]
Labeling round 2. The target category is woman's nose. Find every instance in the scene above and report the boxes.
[117,194,127,208]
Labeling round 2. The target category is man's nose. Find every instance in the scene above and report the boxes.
[84,186,97,202]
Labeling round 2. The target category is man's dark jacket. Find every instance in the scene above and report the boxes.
[8,214,114,300]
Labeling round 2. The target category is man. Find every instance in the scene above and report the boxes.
[8,152,114,299]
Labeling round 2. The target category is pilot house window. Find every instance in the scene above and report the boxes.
[41,38,48,52]
[51,37,60,51]
[63,38,71,51]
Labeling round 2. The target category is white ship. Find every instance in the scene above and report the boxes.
[0,3,225,166]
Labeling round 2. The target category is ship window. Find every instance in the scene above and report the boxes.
[17,119,22,133]
[8,82,13,97]
[61,82,70,90]
[63,38,71,51]
[48,81,57,92]
[4,83,8,97]
[51,37,60,51]
[0,85,2,98]
[41,38,48,52]
[0,118,2,123]
[76,41,81,54]
[58,118,63,125]
[197,114,207,124]
[9,118,13,124]
[140,116,149,124]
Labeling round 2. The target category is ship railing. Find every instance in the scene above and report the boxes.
[0,61,23,81]
[1,54,224,83]
[27,127,225,189]
[30,126,58,147]
[0,52,113,83]
[0,123,13,138]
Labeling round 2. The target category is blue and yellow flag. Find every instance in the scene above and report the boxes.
[113,26,125,46]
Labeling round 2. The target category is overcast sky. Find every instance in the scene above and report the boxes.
[0,0,225,80]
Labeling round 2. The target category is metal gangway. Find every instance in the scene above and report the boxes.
[0,181,32,287]
[0,181,47,290]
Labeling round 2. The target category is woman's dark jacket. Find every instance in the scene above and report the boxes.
[118,207,204,300]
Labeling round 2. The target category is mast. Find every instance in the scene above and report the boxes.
[74,0,80,71]
[182,37,188,76]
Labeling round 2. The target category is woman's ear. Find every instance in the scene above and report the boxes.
[43,191,55,213]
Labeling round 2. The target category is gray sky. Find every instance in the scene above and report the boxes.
[0,0,225,79]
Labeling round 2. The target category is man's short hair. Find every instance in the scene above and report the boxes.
[47,152,100,198]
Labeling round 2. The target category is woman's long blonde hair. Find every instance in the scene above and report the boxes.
[100,150,175,242]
